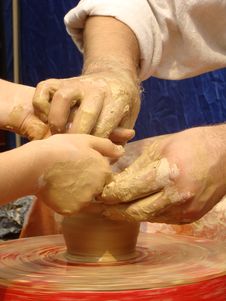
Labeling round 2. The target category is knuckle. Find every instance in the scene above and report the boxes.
[36,79,51,89]
[54,90,68,101]
[36,81,46,89]
[33,95,43,106]
[44,78,58,86]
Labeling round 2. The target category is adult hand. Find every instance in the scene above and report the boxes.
[101,126,226,224]
[32,70,140,143]
[35,134,124,215]
[0,80,48,140]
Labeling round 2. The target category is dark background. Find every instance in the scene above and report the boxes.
[1,0,226,146]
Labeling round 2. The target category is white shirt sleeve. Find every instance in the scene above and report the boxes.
[64,0,226,81]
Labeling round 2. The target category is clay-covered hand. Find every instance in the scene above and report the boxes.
[35,134,124,215]
[0,80,48,140]
[32,70,140,143]
[101,126,226,224]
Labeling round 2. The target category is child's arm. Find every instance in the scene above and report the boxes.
[0,134,123,214]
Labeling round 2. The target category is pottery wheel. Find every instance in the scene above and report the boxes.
[0,232,225,301]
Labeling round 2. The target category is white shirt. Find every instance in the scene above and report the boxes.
[64,0,226,81]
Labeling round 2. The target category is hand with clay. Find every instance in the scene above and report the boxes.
[0,133,123,214]
[32,17,141,144]
[0,134,124,214]
[32,71,139,143]
[37,134,124,215]
[0,79,48,140]
[102,125,226,224]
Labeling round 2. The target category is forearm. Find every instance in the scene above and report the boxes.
[82,17,140,81]
[65,0,226,80]
[0,142,41,205]
[0,79,34,131]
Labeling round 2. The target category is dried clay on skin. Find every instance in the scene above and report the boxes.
[38,157,111,215]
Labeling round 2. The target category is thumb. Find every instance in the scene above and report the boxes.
[19,114,49,140]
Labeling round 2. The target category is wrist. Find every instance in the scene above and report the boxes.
[18,141,45,194]
[0,140,45,204]
[83,16,140,83]
[82,56,139,84]
[24,140,54,184]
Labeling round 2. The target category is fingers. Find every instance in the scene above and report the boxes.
[149,205,185,224]
[69,92,104,134]
[45,133,124,159]
[102,191,186,223]
[87,136,125,159]
[118,104,140,130]
[102,157,171,204]
[102,188,194,224]
[33,78,135,140]
[103,191,171,222]
[19,114,49,140]
[33,79,60,123]
[109,128,135,144]
[148,197,196,225]
[48,88,82,134]
[92,95,130,137]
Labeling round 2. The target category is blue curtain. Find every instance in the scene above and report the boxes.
[3,0,226,142]
[136,70,226,140]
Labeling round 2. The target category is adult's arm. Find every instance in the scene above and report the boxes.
[32,0,226,140]
[65,0,226,80]
[33,16,141,138]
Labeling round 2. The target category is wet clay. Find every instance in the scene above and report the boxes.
[39,156,111,215]
[6,105,48,140]
[62,206,140,262]
[102,140,179,205]
[101,129,226,225]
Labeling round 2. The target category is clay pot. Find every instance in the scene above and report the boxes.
[62,206,140,263]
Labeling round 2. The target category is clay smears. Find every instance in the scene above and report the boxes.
[38,157,111,215]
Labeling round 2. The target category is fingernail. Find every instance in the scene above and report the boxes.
[128,129,135,139]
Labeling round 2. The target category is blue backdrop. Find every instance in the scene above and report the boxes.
[3,0,226,142]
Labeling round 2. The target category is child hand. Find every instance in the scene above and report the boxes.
[34,134,124,215]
